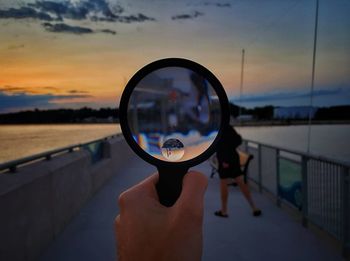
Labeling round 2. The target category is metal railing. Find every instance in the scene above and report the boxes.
[0,134,121,173]
[241,139,350,257]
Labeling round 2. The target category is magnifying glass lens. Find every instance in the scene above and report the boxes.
[127,66,221,162]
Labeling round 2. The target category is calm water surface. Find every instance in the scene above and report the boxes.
[0,124,349,164]
[0,124,120,163]
[236,124,350,163]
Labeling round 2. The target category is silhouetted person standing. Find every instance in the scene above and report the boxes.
[215,124,261,217]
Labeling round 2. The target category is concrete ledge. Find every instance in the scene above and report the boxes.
[91,158,113,194]
[51,151,91,237]
[0,136,133,261]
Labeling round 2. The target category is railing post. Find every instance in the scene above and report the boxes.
[301,156,308,227]
[102,140,111,159]
[9,165,17,173]
[276,149,281,207]
[342,166,349,258]
[258,144,262,193]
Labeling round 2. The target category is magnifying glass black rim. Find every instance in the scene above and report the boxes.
[119,58,230,169]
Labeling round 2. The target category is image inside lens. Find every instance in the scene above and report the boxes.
[127,67,221,162]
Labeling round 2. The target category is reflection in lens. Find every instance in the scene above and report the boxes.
[161,138,185,161]
[127,67,221,162]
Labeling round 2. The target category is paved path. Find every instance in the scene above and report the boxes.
[40,154,341,261]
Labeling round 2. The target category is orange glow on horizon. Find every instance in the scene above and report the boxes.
[0,0,349,111]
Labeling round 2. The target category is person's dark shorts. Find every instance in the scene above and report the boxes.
[218,154,242,179]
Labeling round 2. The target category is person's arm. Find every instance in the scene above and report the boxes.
[115,171,208,261]
[222,162,230,168]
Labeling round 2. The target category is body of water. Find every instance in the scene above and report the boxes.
[0,124,349,164]
[236,124,350,163]
[0,124,120,164]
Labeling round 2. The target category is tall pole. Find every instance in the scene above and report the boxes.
[307,0,319,153]
[239,48,245,124]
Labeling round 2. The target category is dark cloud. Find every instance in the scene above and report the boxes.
[188,2,231,8]
[0,92,53,111]
[0,85,59,95]
[0,86,29,93]
[216,3,231,8]
[231,88,344,103]
[0,86,90,95]
[29,1,68,14]
[0,6,55,21]
[68,89,90,94]
[203,2,231,8]
[90,13,155,23]
[172,11,203,20]
[29,0,123,21]
[0,0,154,24]
[43,22,116,35]
[43,22,93,34]
[0,90,91,112]
[0,0,155,35]
[41,86,60,91]
[99,29,116,35]
[117,13,155,23]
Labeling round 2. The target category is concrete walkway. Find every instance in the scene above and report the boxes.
[39,154,341,261]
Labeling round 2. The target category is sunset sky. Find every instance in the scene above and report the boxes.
[0,0,349,112]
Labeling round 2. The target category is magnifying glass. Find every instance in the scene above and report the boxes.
[119,58,229,206]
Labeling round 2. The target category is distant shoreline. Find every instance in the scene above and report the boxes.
[0,122,119,125]
[235,120,350,127]
[1,105,349,125]
[0,120,349,126]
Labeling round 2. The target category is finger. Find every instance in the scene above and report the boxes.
[177,170,208,208]
[132,173,159,194]
[118,173,159,212]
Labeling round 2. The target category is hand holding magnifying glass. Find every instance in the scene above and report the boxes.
[115,171,208,261]
[119,58,229,207]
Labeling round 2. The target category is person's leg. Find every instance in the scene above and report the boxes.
[219,179,229,215]
[234,175,259,212]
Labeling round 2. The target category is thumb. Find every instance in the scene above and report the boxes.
[177,170,208,208]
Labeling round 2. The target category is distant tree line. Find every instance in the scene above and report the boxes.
[0,108,119,124]
[229,103,274,120]
[314,106,350,121]
[229,104,350,121]
[0,104,349,124]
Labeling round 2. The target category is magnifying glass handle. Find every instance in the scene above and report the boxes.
[156,167,188,207]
